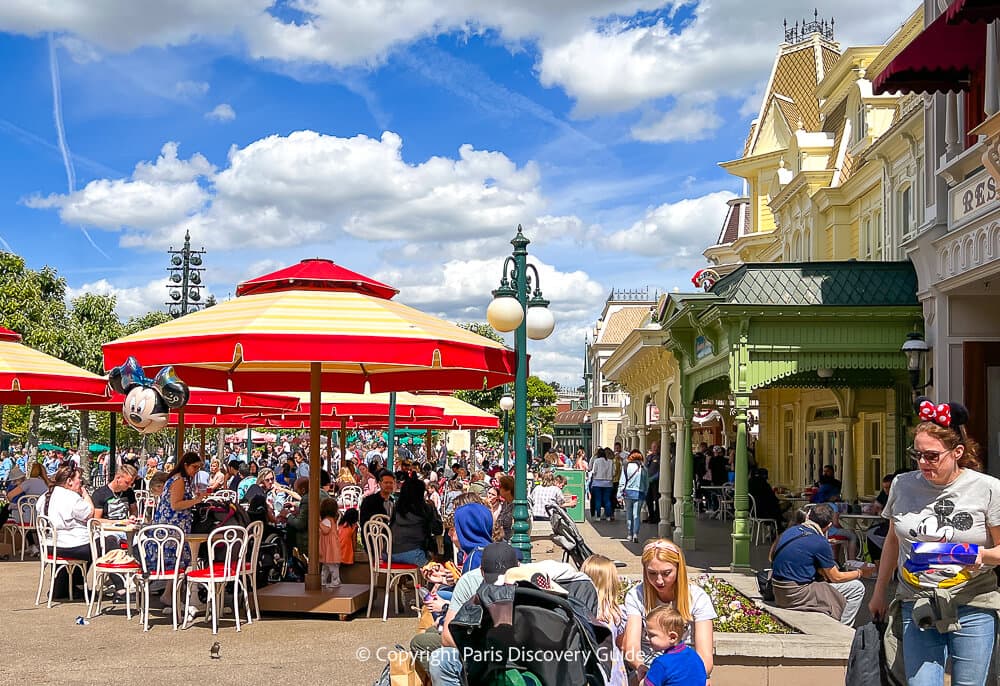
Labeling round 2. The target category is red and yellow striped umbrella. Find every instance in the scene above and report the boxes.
[100,258,516,590]
[0,326,109,405]
[102,258,516,393]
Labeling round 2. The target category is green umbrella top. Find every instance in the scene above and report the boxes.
[37,443,67,453]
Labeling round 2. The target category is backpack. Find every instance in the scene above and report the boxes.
[845,621,894,686]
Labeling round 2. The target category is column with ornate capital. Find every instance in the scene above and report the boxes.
[731,392,751,571]
[658,421,673,539]
[671,417,686,541]
[679,406,695,549]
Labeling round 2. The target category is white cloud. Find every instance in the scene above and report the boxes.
[28,130,547,252]
[56,35,101,63]
[601,190,735,267]
[25,142,213,230]
[175,80,210,98]
[1,1,918,129]
[66,278,171,320]
[205,103,235,121]
[380,256,606,388]
[631,96,723,143]
[536,0,916,116]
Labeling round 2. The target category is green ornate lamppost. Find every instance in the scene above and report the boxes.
[486,226,555,562]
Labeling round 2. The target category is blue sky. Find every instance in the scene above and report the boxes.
[0,1,916,386]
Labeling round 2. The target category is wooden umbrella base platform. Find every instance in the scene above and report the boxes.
[257,582,369,620]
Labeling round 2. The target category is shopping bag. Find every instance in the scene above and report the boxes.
[389,645,420,686]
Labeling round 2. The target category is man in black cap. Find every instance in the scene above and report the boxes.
[420,542,520,686]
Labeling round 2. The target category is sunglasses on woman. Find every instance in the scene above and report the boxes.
[906,446,952,464]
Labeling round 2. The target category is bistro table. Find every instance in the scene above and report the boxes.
[185,532,210,568]
[837,513,883,561]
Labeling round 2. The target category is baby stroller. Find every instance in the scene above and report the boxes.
[546,504,626,570]
[449,575,611,686]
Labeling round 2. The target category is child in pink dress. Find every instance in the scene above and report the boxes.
[319,498,342,588]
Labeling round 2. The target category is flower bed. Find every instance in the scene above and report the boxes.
[615,574,794,634]
[695,574,796,634]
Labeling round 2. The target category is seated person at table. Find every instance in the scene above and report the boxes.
[748,468,785,530]
[810,465,842,503]
[92,464,138,521]
[864,473,895,563]
[36,464,96,562]
[769,504,870,626]
[389,477,438,567]
[359,470,395,529]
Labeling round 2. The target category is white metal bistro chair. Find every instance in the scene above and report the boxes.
[2,494,39,559]
[86,519,142,620]
[748,493,779,545]
[338,485,363,510]
[240,520,264,621]
[134,524,186,631]
[34,515,90,608]
[183,525,252,634]
[362,518,421,622]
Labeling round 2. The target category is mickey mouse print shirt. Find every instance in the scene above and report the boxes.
[884,468,1000,592]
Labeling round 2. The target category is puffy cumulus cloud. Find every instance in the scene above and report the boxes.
[1,1,916,122]
[378,257,605,325]
[66,278,172,320]
[25,142,213,230]
[29,130,546,251]
[537,0,917,116]
[205,103,236,121]
[0,1,662,66]
[631,96,723,143]
[601,190,735,267]
[379,257,605,389]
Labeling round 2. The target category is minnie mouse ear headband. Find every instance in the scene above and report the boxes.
[915,396,970,435]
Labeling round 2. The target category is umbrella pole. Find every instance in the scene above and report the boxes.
[339,419,347,471]
[199,427,206,460]
[387,391,397,471]
[306,362,322,591]
[247,426,252,462]
[108,412,117,482]
[175,410,186,460]
[326,429,333,471]
[425,429,432,468]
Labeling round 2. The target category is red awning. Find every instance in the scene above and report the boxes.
[947,0,1000,24]
[872,10,986,95]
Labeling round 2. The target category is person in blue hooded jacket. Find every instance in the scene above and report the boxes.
[452,500,494,573]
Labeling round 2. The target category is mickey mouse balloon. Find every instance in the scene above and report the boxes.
[108,356,190,434]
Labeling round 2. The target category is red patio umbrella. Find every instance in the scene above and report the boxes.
[0,326,110,405]
[102,258,516,591]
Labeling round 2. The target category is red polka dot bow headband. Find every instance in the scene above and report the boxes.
[918,400,951,427]
[915,396,969,434]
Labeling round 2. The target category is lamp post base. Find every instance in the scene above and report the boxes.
[511,498,532,562]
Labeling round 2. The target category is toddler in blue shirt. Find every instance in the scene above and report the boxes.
[643,605,707,686]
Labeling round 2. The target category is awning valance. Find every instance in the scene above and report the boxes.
[946,0,1000,24]
[873,10,985,94]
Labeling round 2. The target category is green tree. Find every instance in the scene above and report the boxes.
[0,253,73,452]
[123,310,172,336]
[454,322,507,414]
[63,292,126,485]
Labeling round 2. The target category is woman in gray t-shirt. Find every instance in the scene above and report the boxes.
[869,399,1000,686]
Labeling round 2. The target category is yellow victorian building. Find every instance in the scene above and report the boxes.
[601,13,927,567]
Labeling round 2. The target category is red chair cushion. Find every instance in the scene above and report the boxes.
[187,563,240,580]
[374,561,419,571]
